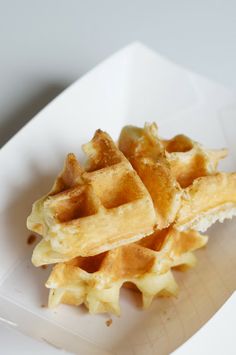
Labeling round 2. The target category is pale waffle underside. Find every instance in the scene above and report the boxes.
[46,228,208,315]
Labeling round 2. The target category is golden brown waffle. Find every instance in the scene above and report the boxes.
[28,130,157,266]
[119,122,232,232]
[162,134,228,188]
[46,228,208,315]
[175,172,236,232]
[119,123,182,229]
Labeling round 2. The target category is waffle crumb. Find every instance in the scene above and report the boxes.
[27,234,36,245]
[41,265,48,269]
[106,318,112,327]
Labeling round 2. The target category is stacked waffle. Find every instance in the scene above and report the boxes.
[27,123,236,315]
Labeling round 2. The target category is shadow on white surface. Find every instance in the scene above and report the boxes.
[0,84,66,147]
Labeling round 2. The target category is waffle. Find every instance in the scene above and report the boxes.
[119,122,230,232]
[28,123,235,318]
[175,172,236,232]
[162,133,228,188]
[119,123,227,187]
[28,130,157,266]
[119,123,182,229]
[46,228,208,315]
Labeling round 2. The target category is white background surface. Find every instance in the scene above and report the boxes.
[1,1,236,354]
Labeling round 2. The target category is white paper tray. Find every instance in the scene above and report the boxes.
[0,42,235,354]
